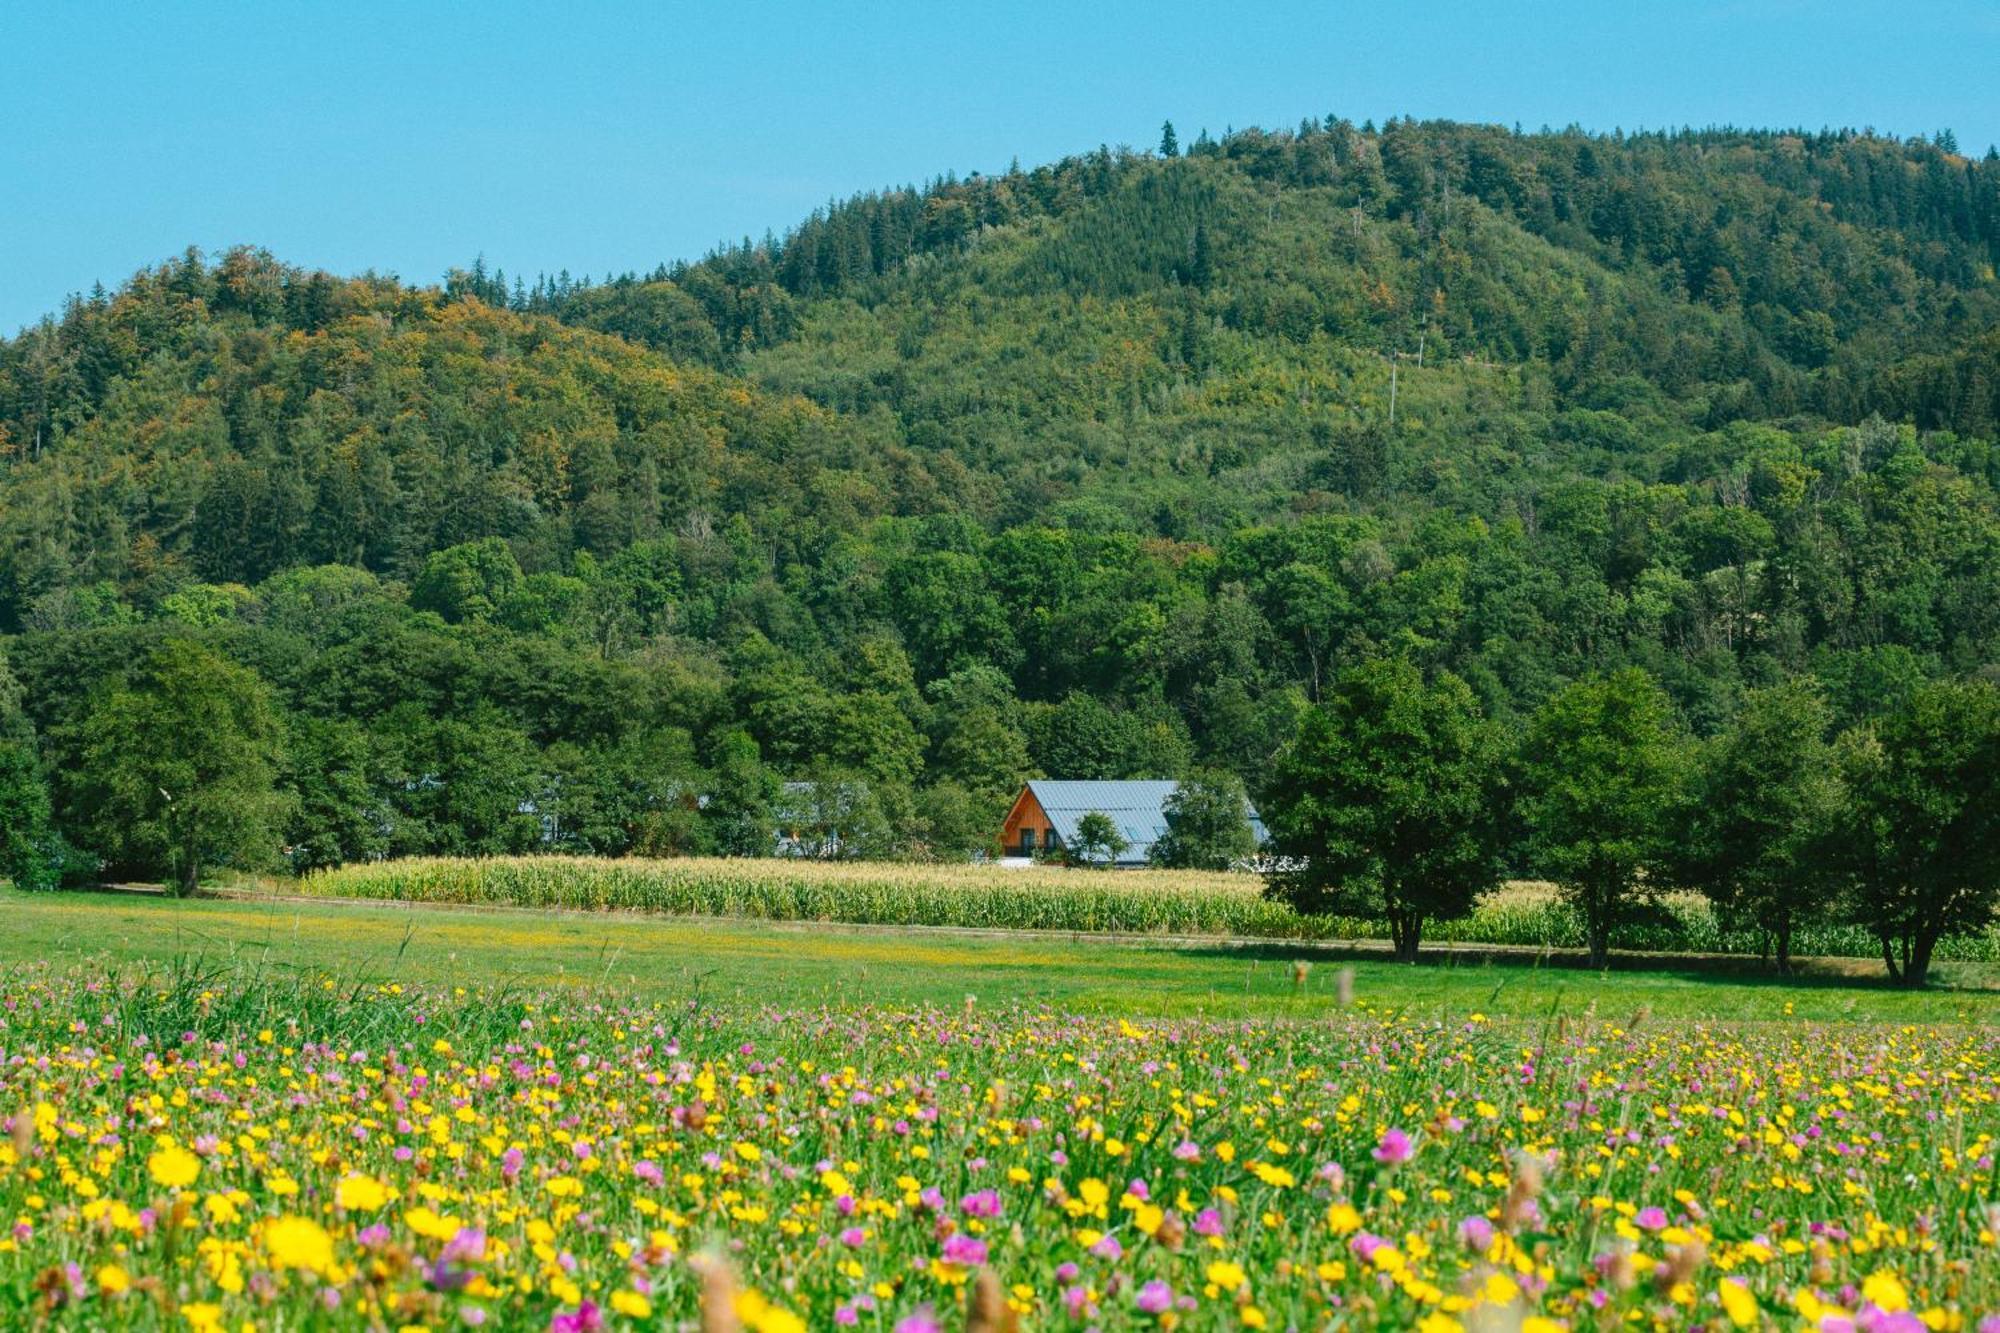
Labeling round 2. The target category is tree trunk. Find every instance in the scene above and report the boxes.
[1585,888,1610,969]
[1881,932,1901,983]
[175,828,200,898]
[1388,911,1422,964]
[1903,931,1937,988]
[1774,920,1793,976]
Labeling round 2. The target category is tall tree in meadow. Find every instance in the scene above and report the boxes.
[70,639,293,895]
[1514,669,1687,968]
[1829,679,2000,986]
[1673,679,1841,973]
[1262,658,1503,963]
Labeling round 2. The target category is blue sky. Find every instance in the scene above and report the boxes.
[4,0,1996,333]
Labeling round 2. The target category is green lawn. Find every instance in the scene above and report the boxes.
[3,887,1993,1024]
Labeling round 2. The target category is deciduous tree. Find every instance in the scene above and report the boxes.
[1262,659,1502,962]
[71,639,292,895]
[1151,770,1257,870]
[1514,669,1686,968]
[1829,680,2000,986]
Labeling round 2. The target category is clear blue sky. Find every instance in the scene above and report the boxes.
[4,0,1996,334]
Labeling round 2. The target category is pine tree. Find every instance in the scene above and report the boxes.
[1188,221,1213,291]
[1159,120,1179,158]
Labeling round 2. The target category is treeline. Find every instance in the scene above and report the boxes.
[0,116,1997,977]
[468,119,2000,434]
[1259,661,2000,987]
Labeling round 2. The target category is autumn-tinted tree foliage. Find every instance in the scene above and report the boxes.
[0,117,1998,909]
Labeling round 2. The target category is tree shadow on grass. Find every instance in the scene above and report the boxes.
[1167,937,1998,993]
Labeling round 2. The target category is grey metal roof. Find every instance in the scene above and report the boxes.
[1025,779,1263,866]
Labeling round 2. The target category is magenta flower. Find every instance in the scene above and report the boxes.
[1459,1215,1495,1251]
[1090,1232,1123,1260]
[632,1159,663,1186]
[1860,1313,1926,1333]
[1373,1127,1414,1165]
[839,1226,867,1247]
[940,1233,988,1266]
[1172,1140,1202,1161]
[1635,1206,1669,1231]
[549,1301,602,1333]
[894,1311,941,1333]
[441,1227,487,1264]
[959,1189,1003,1218]
[1135,1280,1174,1315]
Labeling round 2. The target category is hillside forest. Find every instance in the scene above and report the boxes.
[1,116,1998,969]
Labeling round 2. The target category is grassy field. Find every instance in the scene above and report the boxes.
[0,889,1994,1331]
[297,854,2000,964]
[4,887,1993,1024]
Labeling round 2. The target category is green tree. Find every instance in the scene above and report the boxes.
[927,668,1031,799]
[1262,659,1503,962]
[1070,811,1128,868]
[72,639,293,895]
[1830,680,2000,986]
[1673,679,1840,972]
[282,716,387,872]
[704,729,779,857]
[774,774,894,860]
[409,538,524,623]
[1514,669,1687,968]
[1151,770,1257,870]
[0,742,58,889]
[1159,120,1179,158]
[0,654,58,890]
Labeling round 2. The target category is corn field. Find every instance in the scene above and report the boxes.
[298,857,2000,962]
[301,856,1318,937]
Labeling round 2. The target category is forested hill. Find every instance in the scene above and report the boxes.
[1,118,1999,871]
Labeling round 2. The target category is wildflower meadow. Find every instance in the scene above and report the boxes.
[0,961,1994,1332]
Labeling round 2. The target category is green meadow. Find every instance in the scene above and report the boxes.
[5,887,1991,1025]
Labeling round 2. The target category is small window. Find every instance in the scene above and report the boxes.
[1019,827,1036,854]
[1043,828,1059,850]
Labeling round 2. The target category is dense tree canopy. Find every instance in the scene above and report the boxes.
[1263,659,1503,961]
[1513,669,1688,967]
[0,117,1996,914]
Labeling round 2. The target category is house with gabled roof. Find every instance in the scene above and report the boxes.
[998,779,1264,868]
